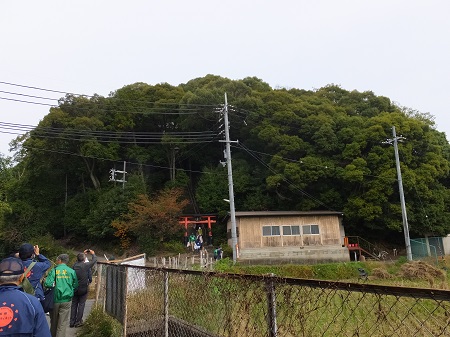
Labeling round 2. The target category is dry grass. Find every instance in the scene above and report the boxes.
[399,260,446,288]
[371,267,392,279]
[400,260,446,280]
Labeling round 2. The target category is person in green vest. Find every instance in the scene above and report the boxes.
[44,254,78,337]
[188,233,196,251]
[214,247,223,261]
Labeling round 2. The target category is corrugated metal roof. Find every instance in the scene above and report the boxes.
[233,211,344,217]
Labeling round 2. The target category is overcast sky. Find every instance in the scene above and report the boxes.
[1,1,449,156]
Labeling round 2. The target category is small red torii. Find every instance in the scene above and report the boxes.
[179,214,217,240]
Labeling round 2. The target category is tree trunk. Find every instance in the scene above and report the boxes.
[82,157,101,190]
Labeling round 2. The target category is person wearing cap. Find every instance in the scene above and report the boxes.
[0,257,51,336]
[44,254,78,337]
[18,243,52,302]
[70,249,97,328]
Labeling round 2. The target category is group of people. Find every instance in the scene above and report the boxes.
[188,230,204,252]
[187,227,225,262]
[0,243,97,337]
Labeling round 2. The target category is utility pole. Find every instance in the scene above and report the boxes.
[169,146,179,181]
[219,93,238,263]
[64,174,68,236]
[384,126,413,261]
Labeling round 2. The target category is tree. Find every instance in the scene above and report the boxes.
[112,188,189,253]
[4,75,450,253]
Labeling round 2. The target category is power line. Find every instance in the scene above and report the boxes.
[237,142,336,210]
[0,122,217,135]
[0,121,218,137]
[0,81,75,96]
[232,144,401,181]
[0,90,58,101]
[0,121,220,144]
[22,145,227,177]
[175,120,225,164]
[0,96,214,115]
[0,122,218,139]
[0,81,253,118]
[0,96,56,107]
[0,80,227,109]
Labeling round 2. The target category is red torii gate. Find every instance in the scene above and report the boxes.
[179,215,216,244]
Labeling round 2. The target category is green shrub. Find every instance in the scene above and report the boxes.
[137,235,160,256]
[27,234,76,264]
[395,256,408,266]
[221,244,233,259]
[239,265,280,276]
[215,261,369,281]
[77,305,122,337]
[161,240,186,254]
[213,257,235,272]
[279,264,314,278]
[312,262,361,280]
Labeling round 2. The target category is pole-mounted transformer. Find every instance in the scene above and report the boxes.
[109,161,127,190]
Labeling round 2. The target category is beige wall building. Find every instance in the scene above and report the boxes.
[227,211,349,263]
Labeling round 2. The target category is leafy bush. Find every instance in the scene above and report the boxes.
[161,240,186,254]
[395,256,408,266]
[137,235,160,256]
[78,305,122,337]
[221,244,233,259]
[213,257,234,272]
[30,234,74,262]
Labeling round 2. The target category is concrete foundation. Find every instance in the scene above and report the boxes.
[238,245,350,264]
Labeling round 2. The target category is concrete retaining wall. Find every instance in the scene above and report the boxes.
[238,246,349,264]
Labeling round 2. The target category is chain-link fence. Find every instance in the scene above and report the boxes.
[411,238,446,265]
[94,262,450,337]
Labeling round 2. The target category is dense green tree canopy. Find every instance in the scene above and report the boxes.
[0,76,449,254]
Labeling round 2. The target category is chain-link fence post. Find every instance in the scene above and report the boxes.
[266,273,278,337]
[123,266,128,337]
[95,263,102,306]
[164,270,169,337]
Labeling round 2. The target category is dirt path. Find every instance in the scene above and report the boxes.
[46,299,95,336]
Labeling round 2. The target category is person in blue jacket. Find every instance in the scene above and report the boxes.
[0,257,51,336]
[19,243,52,301]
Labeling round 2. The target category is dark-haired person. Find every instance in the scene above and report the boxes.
[70,249,97,328]
[18,243,52,302]
[0,257,51,336]
[44,254,78,337]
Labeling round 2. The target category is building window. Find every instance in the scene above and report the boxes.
[282,225,300,236]
[302,224,319,235]
[262,225,280,236]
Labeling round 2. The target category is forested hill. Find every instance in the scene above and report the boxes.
[1,75,449,256]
